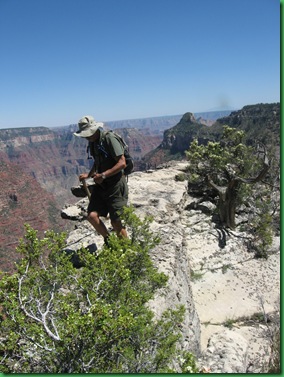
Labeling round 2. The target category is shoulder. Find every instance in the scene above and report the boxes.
[104,131,124,155]
[104,131,120,146]
[104,131,117,142]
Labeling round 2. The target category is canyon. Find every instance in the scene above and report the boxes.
[0,104,280,371]
[0,103,280,274]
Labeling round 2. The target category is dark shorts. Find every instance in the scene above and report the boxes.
[87,176,128,221]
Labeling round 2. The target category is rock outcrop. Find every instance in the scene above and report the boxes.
[144,103,280,168]
[62,161,280,373]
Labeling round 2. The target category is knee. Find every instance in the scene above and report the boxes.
[87,211,99,223]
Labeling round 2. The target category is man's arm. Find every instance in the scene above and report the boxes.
[93,155,126,184]
[79,163,97,182]
[88,163,97,178]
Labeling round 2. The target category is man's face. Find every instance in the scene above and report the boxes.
[86,129,100,142]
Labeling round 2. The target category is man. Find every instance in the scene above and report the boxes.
[74,115,128,245]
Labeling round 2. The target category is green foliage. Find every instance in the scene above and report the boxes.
[186,126,259,190]
[175,173,187,182]
[0,210,197,373]
[249,194,274,258]
[221,264,231,274]
[190,270,204,281]
[224,318,235,329]
[176,350,199,373]
[185,126,272,230]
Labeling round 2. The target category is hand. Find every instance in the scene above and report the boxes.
[79,173,89,182]
[93,173,104,184]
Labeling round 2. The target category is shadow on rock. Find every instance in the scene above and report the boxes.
[64,243,98,268]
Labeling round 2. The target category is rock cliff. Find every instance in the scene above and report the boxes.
[0,152,67,273]
[61,161,280,373]
[144,103,280,167]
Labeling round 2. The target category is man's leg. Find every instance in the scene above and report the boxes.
[111,218,128,238]
[87,211,109,239]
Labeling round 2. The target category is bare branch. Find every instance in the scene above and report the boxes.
[18,276,61,341]
[206,175,226,198]
[235,162,269,184]
[82,356,96,372]
[23,333,54,352]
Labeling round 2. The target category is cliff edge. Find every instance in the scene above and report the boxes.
[62,161,280,373]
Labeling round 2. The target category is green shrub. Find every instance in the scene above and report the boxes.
[250,197,274,259]
[0,208,197,373]
[175,173,187,182]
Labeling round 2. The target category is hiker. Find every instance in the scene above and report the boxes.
[74,115,128,244]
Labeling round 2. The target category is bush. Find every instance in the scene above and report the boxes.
[0,208,198,373]
[249,192,274,258]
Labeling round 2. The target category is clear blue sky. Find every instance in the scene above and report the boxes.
[0,0,280,128]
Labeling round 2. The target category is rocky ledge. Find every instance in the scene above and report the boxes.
[61,161,280,373]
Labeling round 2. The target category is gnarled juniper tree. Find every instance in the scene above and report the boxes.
[185,126,272,230]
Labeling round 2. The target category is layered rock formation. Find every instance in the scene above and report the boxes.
[62,161,280,373]
[144,102,280,167]
[0,152,67,273]
[105,111,232,132]
[0,127,84,205]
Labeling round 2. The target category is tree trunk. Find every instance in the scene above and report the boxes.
[206,148,269,230]
[216,180,239,229]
